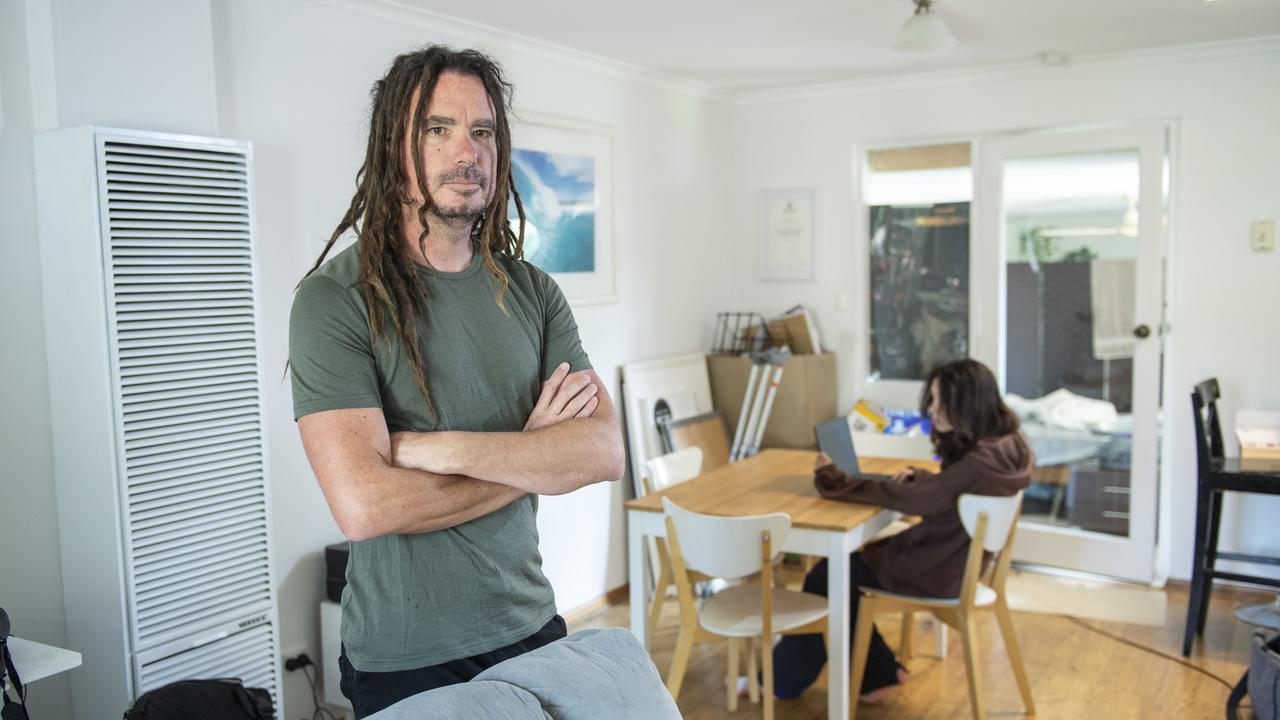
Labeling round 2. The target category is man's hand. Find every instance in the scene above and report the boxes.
[524,362,599,431]
[299,407,526,540]
[815,451,835,472]
[384,365,622,495]
[386,363,604,477]
[891,467,918,483]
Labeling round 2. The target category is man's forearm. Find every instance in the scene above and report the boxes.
[325,459,525,540]
[392,417,624,495]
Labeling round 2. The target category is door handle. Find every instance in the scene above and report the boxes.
[1133,324,1151,339]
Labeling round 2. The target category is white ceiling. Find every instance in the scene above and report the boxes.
[404,0,1280,90]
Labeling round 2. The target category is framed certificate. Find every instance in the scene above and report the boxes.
[759,187,816,281]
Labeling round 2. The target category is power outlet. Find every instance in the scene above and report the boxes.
[1252,220,1275,252]
[283,645,309,671]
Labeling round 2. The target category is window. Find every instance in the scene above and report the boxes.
[864,142,972,381]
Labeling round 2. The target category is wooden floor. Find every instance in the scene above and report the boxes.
[567,570,1270,720]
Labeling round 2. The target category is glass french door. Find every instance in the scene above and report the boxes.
[974,125,1167,583]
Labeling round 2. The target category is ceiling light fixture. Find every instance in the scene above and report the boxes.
[893,0,958,52]
[1038,50,1071,67]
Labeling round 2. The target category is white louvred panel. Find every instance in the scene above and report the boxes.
[136,620,279,704]
[96,136,276,692]
[37,127,284,717]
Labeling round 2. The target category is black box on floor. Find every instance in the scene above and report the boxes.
[325,542,349,603]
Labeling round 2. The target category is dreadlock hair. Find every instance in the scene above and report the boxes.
[920,358,1023,465]
[299,46,527,420]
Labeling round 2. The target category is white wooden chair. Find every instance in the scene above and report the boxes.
[640,448,706,644]
[850,491,1035,720]
[643,447,704,496]
[864,519,949,661]
[662,497,829,720]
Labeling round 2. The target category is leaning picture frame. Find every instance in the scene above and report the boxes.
[508,113,616,305]
[759,187,817,281]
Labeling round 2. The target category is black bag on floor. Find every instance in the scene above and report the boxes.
[1228,631,1280,720]
[123,678,273,720]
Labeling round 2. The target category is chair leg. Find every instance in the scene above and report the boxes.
[899,611,915,662]
[1182,485,1212,656]
[646,560,672,646]
[1197,489,1225,635]
[994,600,1035,716]
[726,637,740,711]
[802,554,817,577]
[936,614,948,659]
[762,633,776,720]
[1049,485,1065,521]
[849,596,877,720]
[746,637,760,703]
[666,623,696,701]
[959,614,987,720]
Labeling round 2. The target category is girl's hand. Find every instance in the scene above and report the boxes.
[891,467,917,483]
[815,451,835,472]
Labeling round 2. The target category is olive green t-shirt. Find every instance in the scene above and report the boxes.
[288,241,590,671]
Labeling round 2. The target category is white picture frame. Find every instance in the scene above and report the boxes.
[509,113,616,305]
[759,187,817,281]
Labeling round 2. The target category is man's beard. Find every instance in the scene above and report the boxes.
[430,165,489,221]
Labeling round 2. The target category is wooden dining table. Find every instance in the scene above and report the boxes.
[625,448,938,720]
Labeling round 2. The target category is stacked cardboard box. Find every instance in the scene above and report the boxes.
[710,307,835,450]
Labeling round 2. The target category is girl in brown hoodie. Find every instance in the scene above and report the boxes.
[772,359,1034,702]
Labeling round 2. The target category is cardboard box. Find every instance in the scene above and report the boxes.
[741,314,818,355]
[1236,410,1280,472]
[707,352,838,450]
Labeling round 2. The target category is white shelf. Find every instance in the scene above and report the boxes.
[7,637,82,684]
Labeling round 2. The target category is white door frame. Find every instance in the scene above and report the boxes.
[973,123,1168,583]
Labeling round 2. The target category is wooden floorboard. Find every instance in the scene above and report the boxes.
[567,569,1271,719]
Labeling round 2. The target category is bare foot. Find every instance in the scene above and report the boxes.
[858,687,891,704]
[858,668,910,704]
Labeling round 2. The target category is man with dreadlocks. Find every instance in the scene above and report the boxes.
[288,46,625,717]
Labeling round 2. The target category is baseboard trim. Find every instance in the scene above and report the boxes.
[563,584,629,626]
[1165,577,1278,600]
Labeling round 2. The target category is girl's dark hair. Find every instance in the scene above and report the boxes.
[920,359,1021,464]
[299,45,526,419]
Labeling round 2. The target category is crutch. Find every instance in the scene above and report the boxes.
[734,362,771,462]
[729,362,762,462]
[735,348,789,461]
[744,347,789,458]
[745,363,785,458]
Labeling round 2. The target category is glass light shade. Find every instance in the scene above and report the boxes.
[893,11,958,52]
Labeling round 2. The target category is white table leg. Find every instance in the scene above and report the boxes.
[827,533,852,720]
[628,510,648,648]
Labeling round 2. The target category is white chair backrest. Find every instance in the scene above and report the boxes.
[662,497,790,581]
[958,491,1024,552]
[644,447,704,493]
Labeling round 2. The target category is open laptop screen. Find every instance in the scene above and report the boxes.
[814,417,860,475]
[814,417,893,481]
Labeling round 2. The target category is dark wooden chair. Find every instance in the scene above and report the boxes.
[1182,378,1280,656]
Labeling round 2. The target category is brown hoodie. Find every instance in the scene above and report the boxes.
[815,432,1034,598]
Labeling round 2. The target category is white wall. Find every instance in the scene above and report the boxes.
[2,1,220,716]
[210,0,734,713]
[5,0,734,715]
[1,1,71,716]
[728,40,1280,585]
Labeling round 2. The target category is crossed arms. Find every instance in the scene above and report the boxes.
[299,364,625,541]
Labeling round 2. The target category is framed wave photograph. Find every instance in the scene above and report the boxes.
[508,115,615,305]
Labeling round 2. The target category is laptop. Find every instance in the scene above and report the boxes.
[814,417,893,481]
